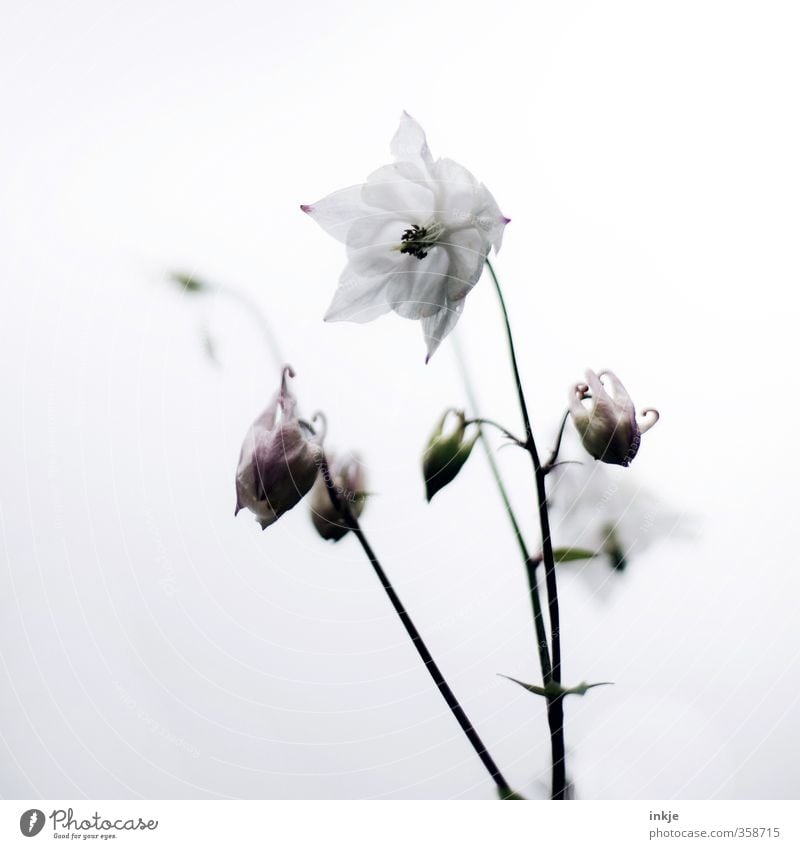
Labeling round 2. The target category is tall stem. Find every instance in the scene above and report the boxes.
[452,334,552,683]
[485,259,567,800]
[318,454,514,798]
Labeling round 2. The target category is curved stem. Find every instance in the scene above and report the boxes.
[172,270,285,371]
[318,453,514,798]
[544,409,571,473]
[453,334,551,683]
[486,258,567,800]
[215,285,285,371]
[464,417,525,447]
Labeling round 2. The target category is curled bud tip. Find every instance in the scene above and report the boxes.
[502,216,511,224]
[300,204,313,214]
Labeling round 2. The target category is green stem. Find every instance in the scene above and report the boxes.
[452,334,552,683]
[485,258,567,800]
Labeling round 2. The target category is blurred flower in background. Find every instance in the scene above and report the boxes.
[547,428,692,598]
[309,451,368,542]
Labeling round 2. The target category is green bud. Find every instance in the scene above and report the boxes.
[422,410,478,502]
[169,271,210,294]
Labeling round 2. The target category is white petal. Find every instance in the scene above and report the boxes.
[362,163,435,218]
[390,112,435,174]
[598,369,635,416]
[346,213,404,246]
[440,228,486,302]
[324,264,393,324]
[474,183,510,253]
[432,159,508,253]
[431,158,481,230]
[301,184,371,244]
[387,246,450,320]
[420,300,464,362]
[347,217,406,276]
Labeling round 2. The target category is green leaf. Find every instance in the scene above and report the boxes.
[553,547,598,563]
[499,674,613,699]
[561,681,614,696]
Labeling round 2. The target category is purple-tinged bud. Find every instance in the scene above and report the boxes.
[235,366,322,530]
[568,369,659,467]
[309,452,367,542]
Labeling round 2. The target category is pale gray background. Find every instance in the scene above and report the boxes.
[1,0,798,799]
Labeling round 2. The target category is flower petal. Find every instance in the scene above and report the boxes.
[324,264,394,323]
[387,246,450,319]
[362,163,435,217]
[440,228,486,302]
[599,370,635,416]
[420,300,464,362]
[345,214,406,276]
[390,111,435,174]
[301,184,371,244]
[474,184,509,253]
[431,158,480,230]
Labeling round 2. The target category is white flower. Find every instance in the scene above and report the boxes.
[568,369,659,466]
[235,366,321,530]
[302,112,509,361]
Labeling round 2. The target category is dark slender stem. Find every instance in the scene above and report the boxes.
[544,409,571,473]
[318,454,514,798]
[486,259,568,800]
[464,417,525,447]
[453,335,552,683]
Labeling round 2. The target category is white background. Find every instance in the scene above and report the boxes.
[1,0,799,800]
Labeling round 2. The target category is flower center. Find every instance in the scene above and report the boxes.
[399,221,444,260]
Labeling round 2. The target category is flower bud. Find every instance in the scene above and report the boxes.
[568,369,659,466]
[235,366,321,529]
[309,452,367,542]
[422,410,478,501]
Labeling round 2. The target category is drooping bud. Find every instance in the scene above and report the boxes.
[235,366,322,529]
[568,369,659,467]
[309,452,367,542]
[422,410,478,501]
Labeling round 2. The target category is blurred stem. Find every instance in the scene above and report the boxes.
[452,335,551,683]
[485,258,567,801]
[173,271,285,371]
[317,453,515,798]
[214,284,285,371]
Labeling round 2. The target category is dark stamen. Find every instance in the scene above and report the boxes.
[400,224,434,260]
